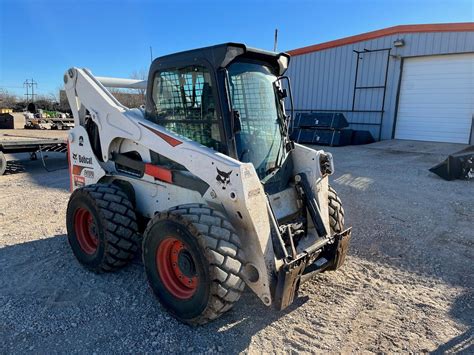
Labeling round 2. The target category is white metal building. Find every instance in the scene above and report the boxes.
[286,23,474,144]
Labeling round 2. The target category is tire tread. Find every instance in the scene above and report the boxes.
[328,185,344,233]
[144,204,245,325]
[68,183,140,272]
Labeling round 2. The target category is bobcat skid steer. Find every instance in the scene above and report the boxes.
[64,43,351,325]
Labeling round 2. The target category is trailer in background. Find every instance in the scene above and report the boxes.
[0,135,67,175]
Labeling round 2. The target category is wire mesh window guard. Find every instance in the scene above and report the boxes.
[151,66,222,151]
[228,62,283,176]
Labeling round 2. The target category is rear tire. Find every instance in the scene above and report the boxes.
[326,185,348,270]
[0,152,6,175]
[142,204,245,325]
[328,185,344,233]
[66,183,140,272]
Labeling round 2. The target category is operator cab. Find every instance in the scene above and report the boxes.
[144,43,293,183]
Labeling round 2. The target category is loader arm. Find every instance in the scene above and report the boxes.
[64,67,277,305]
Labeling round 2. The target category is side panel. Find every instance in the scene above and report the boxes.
[68,126,106,190]
[110,175,206,218]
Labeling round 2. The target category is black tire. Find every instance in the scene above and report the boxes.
[142,204,245,325]
[326,185,348,271]
[66,183,140,272]
[0,152,6,176]
[328,185,344,233]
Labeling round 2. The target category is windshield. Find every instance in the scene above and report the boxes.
[228,62,284,178]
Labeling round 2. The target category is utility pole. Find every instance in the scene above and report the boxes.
[273,28,278,52]
[150,46,153,63]
[23,79,38,102]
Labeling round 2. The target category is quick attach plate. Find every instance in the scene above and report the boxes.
[273,227,352,310]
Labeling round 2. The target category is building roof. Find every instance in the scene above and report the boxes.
[288,22,474,56]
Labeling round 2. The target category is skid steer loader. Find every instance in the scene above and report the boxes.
[64,43,351,325]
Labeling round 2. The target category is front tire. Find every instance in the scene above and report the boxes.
[66,183,140,272]
[142,204,245,325]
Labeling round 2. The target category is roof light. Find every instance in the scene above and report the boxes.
[393,39,405,47]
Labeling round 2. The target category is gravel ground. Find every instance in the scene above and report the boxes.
[0,138,472,353]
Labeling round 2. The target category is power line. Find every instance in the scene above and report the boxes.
[23,79,38,102]
[0,85,24,89]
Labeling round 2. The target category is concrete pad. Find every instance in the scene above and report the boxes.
[362,139,470,157]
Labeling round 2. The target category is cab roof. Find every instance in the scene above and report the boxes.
[150,42,290,76]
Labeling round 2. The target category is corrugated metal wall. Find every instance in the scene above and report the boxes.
[286,31,474,140]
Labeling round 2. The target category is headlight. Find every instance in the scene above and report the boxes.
[319,152,334,176]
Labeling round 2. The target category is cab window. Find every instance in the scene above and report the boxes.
[151,66,223,151]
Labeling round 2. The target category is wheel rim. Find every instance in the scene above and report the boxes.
[156,237,199,299]
[74,208,99,255]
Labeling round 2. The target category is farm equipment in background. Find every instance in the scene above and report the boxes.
[63,43,351,325]
[23,109,74,130]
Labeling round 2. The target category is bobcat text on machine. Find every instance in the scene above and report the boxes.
[64,43,351,325]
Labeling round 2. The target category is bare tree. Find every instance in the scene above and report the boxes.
[109,89,145,108]
[129,69,147,104]
[107,69,147,108]
[0,89,19,109]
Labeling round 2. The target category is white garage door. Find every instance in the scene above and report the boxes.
[395,53,473,143]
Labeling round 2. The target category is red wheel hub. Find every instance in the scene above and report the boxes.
[156,237,198,299]
[74,208,99,254]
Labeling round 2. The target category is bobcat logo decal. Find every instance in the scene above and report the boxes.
[216,168,232,190]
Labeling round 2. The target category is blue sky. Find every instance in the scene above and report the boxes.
[0,0,472,98]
